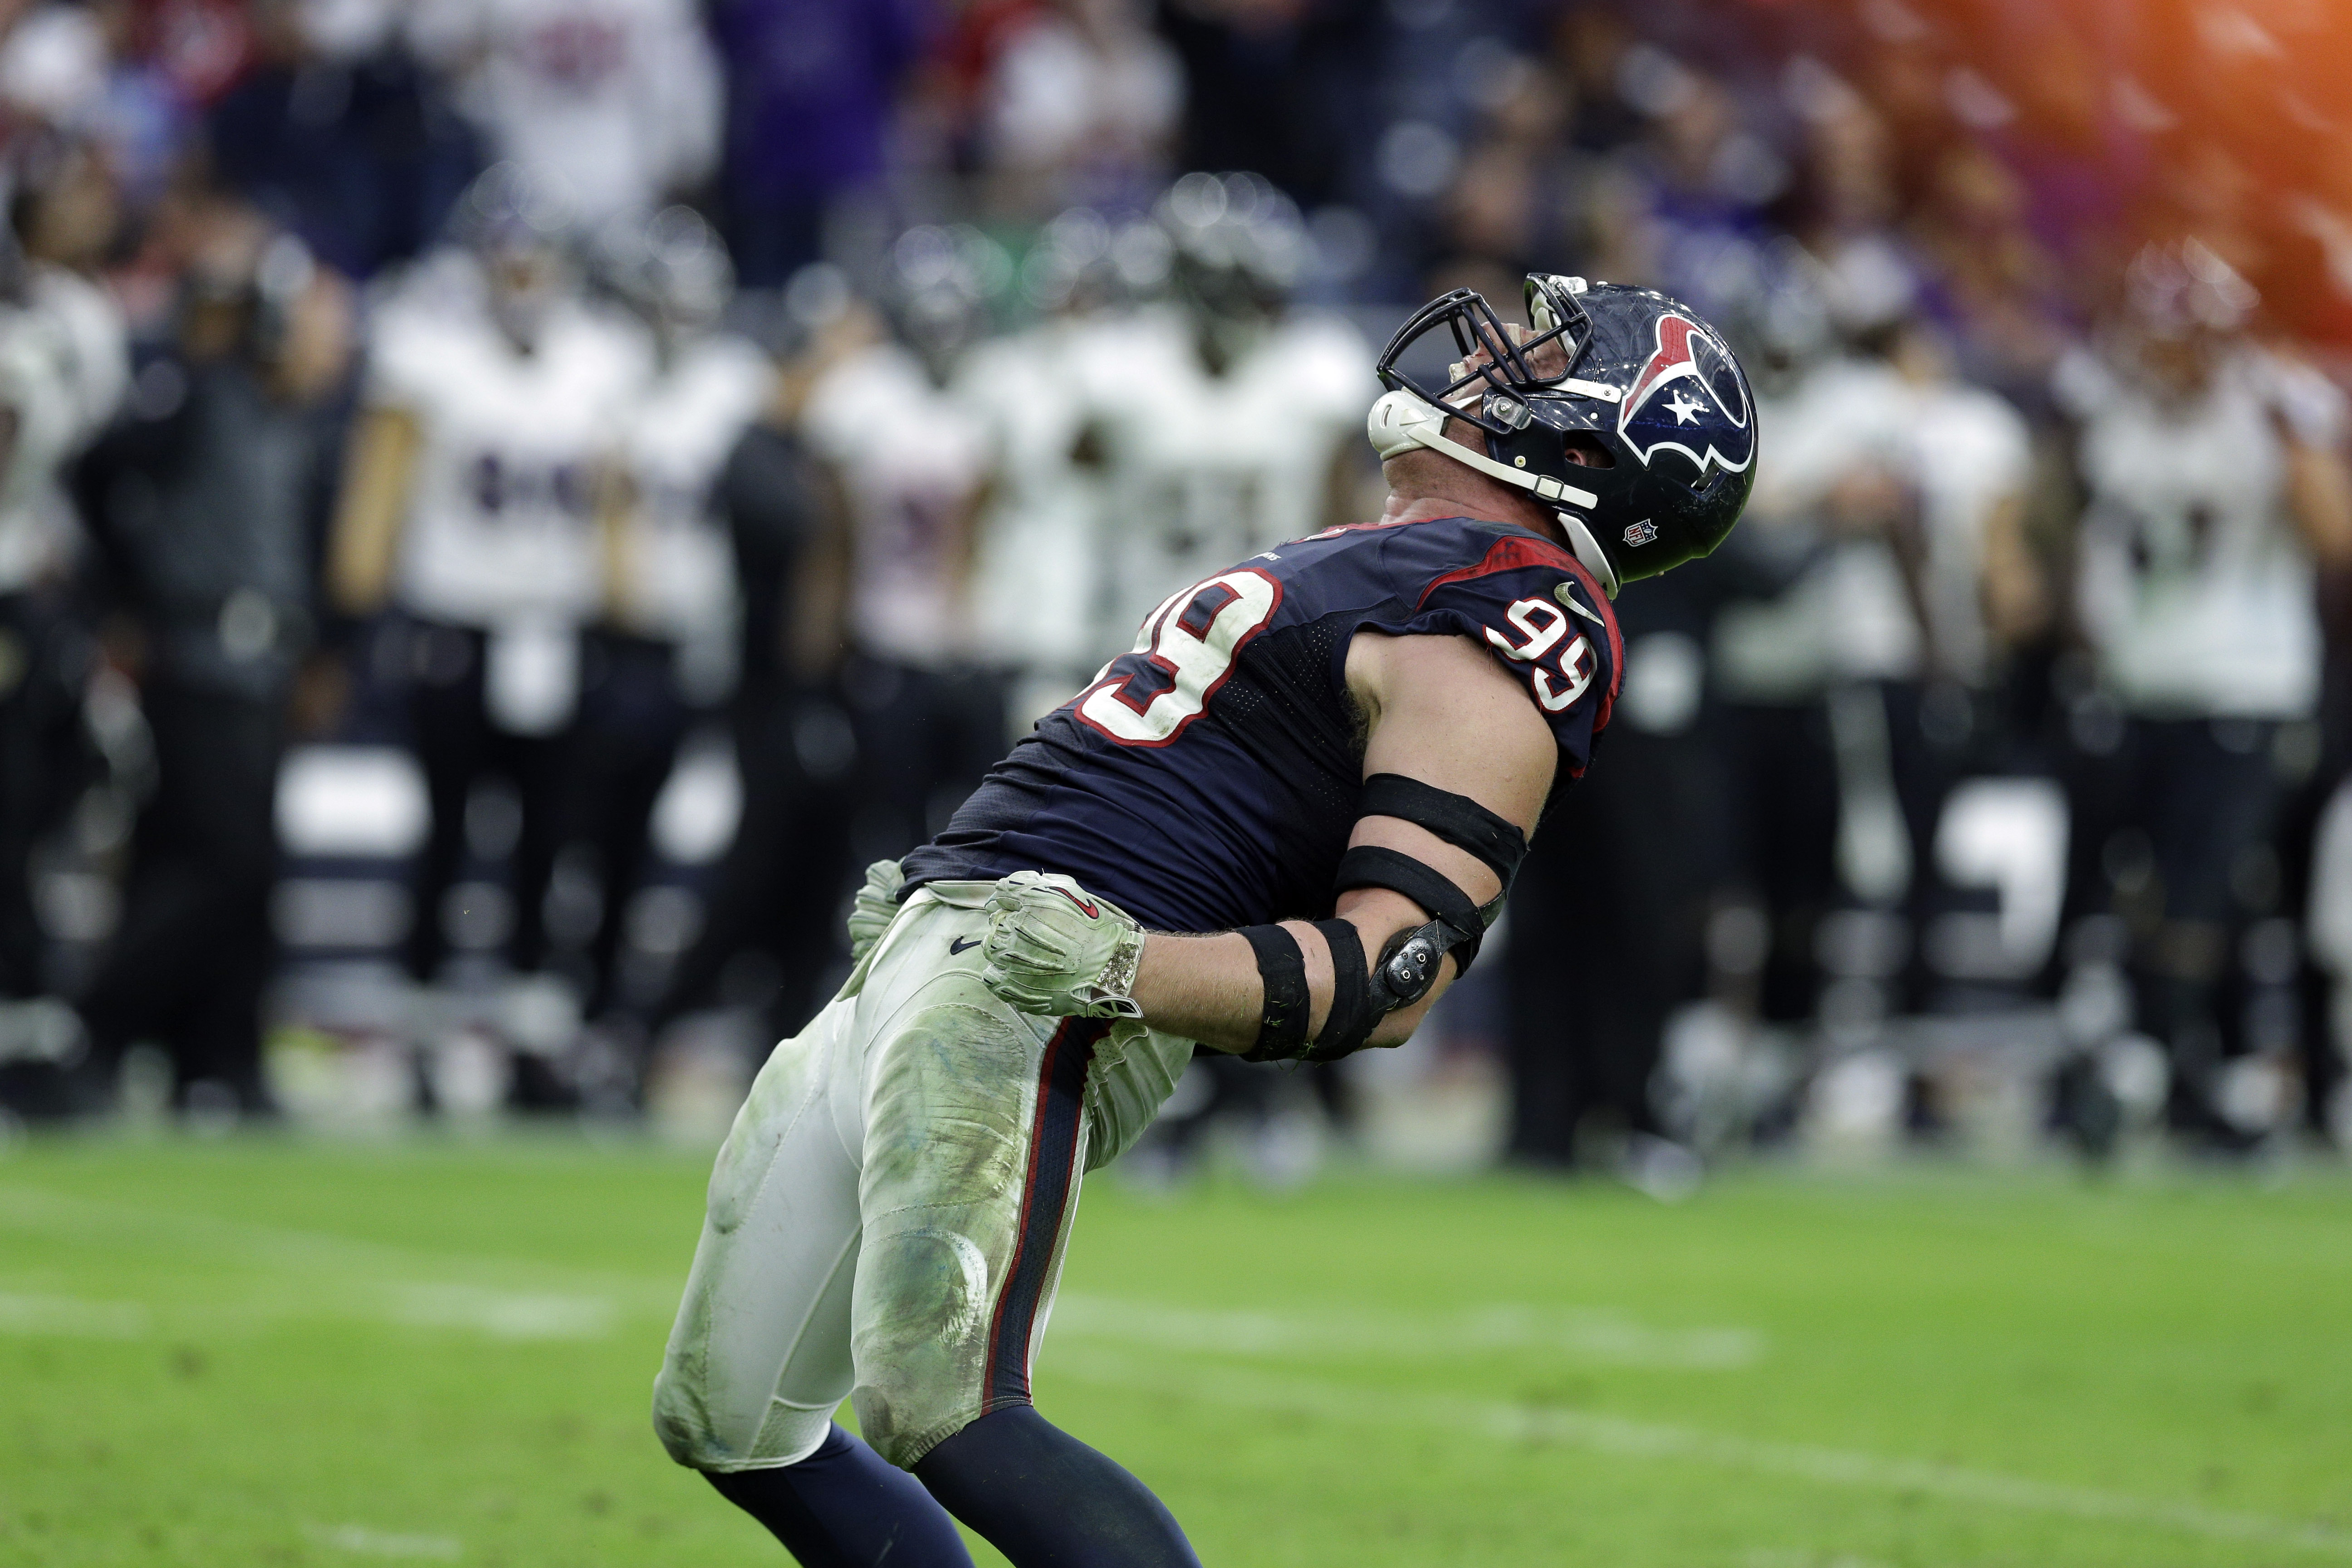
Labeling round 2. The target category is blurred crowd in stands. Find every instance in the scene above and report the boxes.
[2,0,2351,1179]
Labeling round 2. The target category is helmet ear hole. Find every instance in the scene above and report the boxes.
[1561,432,1614,469]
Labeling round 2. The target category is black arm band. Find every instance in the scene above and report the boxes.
[1307,918,1377,1062]
[1333,844,1491,975]
[1237,923,1310,1063]
[1358,774,1529,887]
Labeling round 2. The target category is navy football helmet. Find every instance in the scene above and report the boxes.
[1369,274,1758,593]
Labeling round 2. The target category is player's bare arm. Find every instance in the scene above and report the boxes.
[1980,490,2050,648]
[788,456,855,678]
[594,465,642,630]
[325,403,423,614]
[1132,629,1553,1051]
[2280,426,2352,571]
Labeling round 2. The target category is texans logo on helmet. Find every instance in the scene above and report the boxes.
[1616,314,1754,476]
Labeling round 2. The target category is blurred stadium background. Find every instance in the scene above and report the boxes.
[1,0,2351,1561]
[4,0,2352,1169]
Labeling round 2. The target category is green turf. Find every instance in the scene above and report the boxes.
[2,1133,2348,1567]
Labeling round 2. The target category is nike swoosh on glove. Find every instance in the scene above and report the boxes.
[847,859,906,965]
[979,870,1145,1020]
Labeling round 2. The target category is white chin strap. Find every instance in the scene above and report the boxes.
[1367,388,1619,597]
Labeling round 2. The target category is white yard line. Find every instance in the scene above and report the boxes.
[0,1291,151,1337]
[0,1282,622,1343]
[1052,1292,1762,1368]
[1047,1346,2352,1559]
[0,1183,676,1306]
[0,1185,656,1340]
[304,1523,462,1560]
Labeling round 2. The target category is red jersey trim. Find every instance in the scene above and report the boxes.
[1412,532,1625,747]
[1412,534,1582,608]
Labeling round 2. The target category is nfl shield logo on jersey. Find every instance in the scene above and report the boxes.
[1622,519,1658,547]
[1616,314,1756,477]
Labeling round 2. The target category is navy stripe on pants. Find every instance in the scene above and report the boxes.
[983,1017,1105,1408]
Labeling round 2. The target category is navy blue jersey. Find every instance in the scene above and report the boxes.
[901,514,1623,934]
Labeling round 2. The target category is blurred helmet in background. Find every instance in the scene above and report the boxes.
[1019,206,1121,317]
[595,205,733,338]
[1679,229,1919,394]
[450,162,575,349]
[1155,171,1304,337]
[2115,238,2256,399]
[882,223,1011,380]
[1370,273,1758,593]
[2123,237,2256,340]
[1673,233,1827,393]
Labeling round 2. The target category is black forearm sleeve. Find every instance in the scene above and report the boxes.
[1237,923,1310,1063]
[1306,918,1378,1062]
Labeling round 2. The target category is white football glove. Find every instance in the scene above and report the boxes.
[979,871,1145,1020]
[847,859,906,965]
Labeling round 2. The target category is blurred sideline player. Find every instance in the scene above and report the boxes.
[1074,172,1372,663]
[572,206,771,1052]
[2053,240,2352,1145]
[649,274,1755,1565]
[1713,275,2037,1046]
[797,231,1005,867]
[0,152,128,1102]
[956,208,1131,728]
[1069,172,1375,1173]
[327,163,647,1087]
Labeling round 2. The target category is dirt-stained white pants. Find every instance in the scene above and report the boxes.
[651,883,1191,1470]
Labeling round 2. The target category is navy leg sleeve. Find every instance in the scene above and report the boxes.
[705,1423,975,1568]
[915,1406,1200,1568]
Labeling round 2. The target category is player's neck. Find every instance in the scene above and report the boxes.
[1376,484,1566,546]
[1377,447,1565,543]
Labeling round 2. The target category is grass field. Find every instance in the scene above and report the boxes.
[2,1134,2348,1568]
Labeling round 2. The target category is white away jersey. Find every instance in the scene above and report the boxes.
[801,341,990,669]
[1071,306,1374,663]
[951,315,1115,685]
[1716,355,2030,698]
[2058,344,2344,719]
[616,333,771,639]
[0,267,127,593]
[368,258,649,628]
[614,332,773,684]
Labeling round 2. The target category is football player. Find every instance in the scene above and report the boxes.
[0,167,128,1098]
[955,207,1132,727]
[573,207,772,1035]
[651,273,1757,1564]
[2054,240,2352,1142]
[1723,299,2039,1012]
[797,228,1007,865]
[327,163,647,1065]
[1073,172,1375,667]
